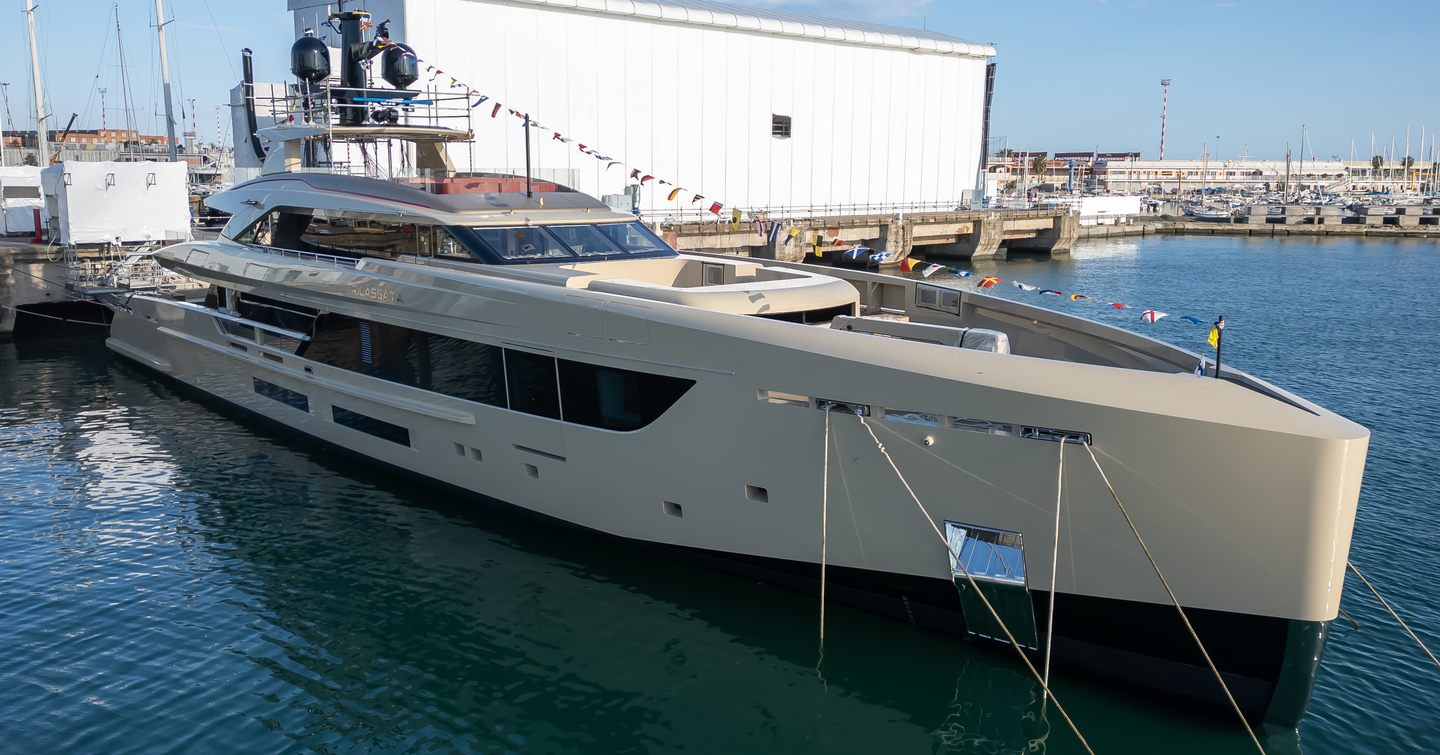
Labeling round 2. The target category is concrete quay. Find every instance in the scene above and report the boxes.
[659,208,1079,263]
[1079,220,1440,241]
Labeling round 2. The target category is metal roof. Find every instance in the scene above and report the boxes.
[477,0,996,58]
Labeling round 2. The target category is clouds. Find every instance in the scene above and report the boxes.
[750,0,934,20]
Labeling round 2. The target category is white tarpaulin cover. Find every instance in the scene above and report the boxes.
[41,161,192,245]
[0,166,43,234]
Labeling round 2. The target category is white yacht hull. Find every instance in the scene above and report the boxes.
[105,249,1368,726]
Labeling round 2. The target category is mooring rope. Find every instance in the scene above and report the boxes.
[855,415,1095,755]
[1043,438,1065,702]
[819,409,832,655]
[1081,443,1265,755]
[1347,561,1440,670]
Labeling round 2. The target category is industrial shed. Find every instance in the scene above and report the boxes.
[286,0,996,217]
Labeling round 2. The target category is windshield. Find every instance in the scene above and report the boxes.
[453,222,678,264]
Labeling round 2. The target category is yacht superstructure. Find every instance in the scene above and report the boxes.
[104,10,1369,729]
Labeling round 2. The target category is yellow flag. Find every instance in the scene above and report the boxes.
[1207,326,1220,349]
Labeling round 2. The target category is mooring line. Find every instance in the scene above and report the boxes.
[856,415,1095,755]
[1347,561,1440,670]
[1081,443,1265,755]
[816,409,832,684]
[1043,438,1065,703]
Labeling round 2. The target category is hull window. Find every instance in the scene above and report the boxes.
[252,378,309,413]
[302,315,690,429]
[332,405,411,447]
[504,349,561,420]
[557,360,695,431]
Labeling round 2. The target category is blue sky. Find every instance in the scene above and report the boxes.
[4,0,1437,161]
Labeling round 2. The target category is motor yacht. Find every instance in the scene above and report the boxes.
[104,11,1369,728]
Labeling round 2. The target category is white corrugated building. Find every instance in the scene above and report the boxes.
[285,0,996,217]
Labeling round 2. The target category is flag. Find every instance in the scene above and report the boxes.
[767,221,780,243]
[786,227,800,245]
[490,103,503,118]
[470,95,490,109]
[606,161,622,171]
[1013,281,1038,291]
[843,246,868,259]
[1207,325,1221,349]
[693,194,705,204]
[923,263,945,278]
[870,251,892,263]
[1069,293,1090,301]
[1108,302,1128,309]
[1194,358,1205,377]
[1180,316,1205,325]
[667,188,681,202]
[641,175,655,184]
[1141,310,1168,324]
[730,209,742,228]
[630,169,641,180]
[952,269,974,278]
[977,276,1002,289]
[900,258,919,273]
[1039,289,1063,296]
[709,202,723,214]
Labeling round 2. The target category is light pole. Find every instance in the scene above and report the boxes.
[0,82,7,166]
[1159,79,1172,160]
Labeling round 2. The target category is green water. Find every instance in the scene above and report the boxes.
[2,235,1436,753]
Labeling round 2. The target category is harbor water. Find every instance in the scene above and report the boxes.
[2,235,1437,754]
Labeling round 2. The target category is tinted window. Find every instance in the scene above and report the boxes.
[558,360,694,431]
[303,315,506,407]
[547,224,624,257]
[236,292,318,334]
[504,349,560,419]
[471,227,571,260]
[253,378,310,413]
[332,405,410,446]
[301,215,418,257]
[595,222,670,254]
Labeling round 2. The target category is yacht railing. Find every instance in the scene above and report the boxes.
[252,83,474,133]
[249,244,360,268]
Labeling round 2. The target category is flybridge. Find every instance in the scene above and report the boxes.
[241,10,473,178]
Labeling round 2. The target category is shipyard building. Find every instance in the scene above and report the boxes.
[284,0,997,217]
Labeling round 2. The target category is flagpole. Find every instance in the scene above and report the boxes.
[1213,315,1225,379]
[524,112,533,199]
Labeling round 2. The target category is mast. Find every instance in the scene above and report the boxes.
[154,0,178,160]
[25,1,48,164]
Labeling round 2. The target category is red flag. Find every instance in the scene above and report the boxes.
[708,202,723,214]
[900,258,919,273]
[640,175,654,184]
[1108,302,1128,309]
[490,103,502,118]
[977,276,1002,289]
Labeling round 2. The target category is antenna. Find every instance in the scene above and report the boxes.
[1159,79,1171,160]
[524,112,533,198]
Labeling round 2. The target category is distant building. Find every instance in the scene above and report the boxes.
[285,0,997,216]
[987,152,1436,193]
[5,129,169,150]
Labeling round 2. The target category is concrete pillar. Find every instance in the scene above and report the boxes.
[1005,213,1077,257]
[0,247,14,336]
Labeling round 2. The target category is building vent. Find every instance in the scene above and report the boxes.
[771,115,792,139]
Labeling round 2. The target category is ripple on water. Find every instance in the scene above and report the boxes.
[2,237,1439,755]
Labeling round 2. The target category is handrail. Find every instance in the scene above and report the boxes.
[248,244,360,268]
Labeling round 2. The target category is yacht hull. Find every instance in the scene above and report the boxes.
[105,272,1365,728]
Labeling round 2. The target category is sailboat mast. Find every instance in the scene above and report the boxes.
[24,1,48,164]
[154,0,178,160]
